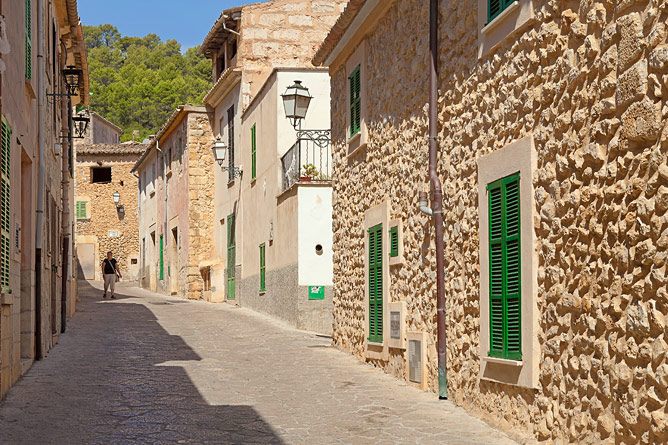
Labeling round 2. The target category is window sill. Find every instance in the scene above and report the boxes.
[250,178,257,186]
[347,133,367,158]
[348,131,361,144]
[227,179,235,187]
[482,1,520,34]
[259,290,266,295]
[483,356,523,367]
[366,340,383,347]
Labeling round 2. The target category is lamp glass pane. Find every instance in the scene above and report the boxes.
[295,95,311,120]
[282,95,296,118]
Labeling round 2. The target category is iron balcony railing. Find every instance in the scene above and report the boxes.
[281,131,331,191]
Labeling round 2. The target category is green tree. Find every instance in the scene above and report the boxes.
[83,24,211,142]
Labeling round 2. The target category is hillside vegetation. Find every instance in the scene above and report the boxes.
[83,24,211,142]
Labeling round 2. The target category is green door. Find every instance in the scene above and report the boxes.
[227,214,236,300]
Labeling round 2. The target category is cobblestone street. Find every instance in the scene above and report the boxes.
[0,281,516,444]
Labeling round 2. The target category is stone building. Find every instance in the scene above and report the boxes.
[74,141,144,282]
[80,111,122,145]
[0,0,87,400]
[199,0,346,332]
[133,105,215,300]
[314,0,668,443]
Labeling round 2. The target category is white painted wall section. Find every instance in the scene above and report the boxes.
[297,185,333,286]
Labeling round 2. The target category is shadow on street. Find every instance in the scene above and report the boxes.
[0,280,283,444]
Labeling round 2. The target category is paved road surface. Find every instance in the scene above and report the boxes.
[0,281,517,444]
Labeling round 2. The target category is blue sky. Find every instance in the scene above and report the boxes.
[78,1,264,50]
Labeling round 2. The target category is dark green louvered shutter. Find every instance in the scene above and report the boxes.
[389,226,398,257]
[1,118,11,293]
[349,65,361,137]
[487,173,521,360]
[488,0,515,22]
[259,243,265,292]
[159,235,164,280]
[227,213,236,300]
[251,124,257,180]
[25,0,32,80]
[368,224,383,342]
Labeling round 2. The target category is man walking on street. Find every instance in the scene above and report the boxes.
[102,251,122,299]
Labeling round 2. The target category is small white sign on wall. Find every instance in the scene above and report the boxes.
[108,230,120,237]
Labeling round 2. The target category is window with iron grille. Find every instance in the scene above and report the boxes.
[25,0,32,80]
[349,65,361,137]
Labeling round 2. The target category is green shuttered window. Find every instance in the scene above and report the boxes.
[25,0,32,80]
[389,226,398,258]
[368,224,383,343]
[259,243,265,292]
[251,124,257,180]
[349,65,361,137]
[487,173,521,360]
[159,235,164,280]
[488,0,515,23]
[227,214,236,300]
[1,117,11,293]
[76,201,87,219]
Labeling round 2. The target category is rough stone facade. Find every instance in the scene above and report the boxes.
[134,106,215,301]
[321,0,668,443]
[74,143,144,282]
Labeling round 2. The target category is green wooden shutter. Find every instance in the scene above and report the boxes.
[259,243,265,292]
[251,124,256,180]
[25,0,32,80]
[368,224,383,342]
[487,173,521,360]
[349,65,361,137]
[227,214,236,300]
[1,117,11,293]
[488,0,515,22]
[389,226,398,257]
[76,201,86,219]
[159,235,164,280]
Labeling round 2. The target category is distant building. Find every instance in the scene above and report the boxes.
[81,112,122,145]
[133,105,215,300]
[0,0,87,400]
[198,0,346,333]
[74,142,145,282]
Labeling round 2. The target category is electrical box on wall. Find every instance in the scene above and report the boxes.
[387,301,406,349]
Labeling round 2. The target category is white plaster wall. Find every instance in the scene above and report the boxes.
[297,185,333,286]
[276,70,332,158]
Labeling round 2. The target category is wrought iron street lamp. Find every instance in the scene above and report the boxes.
[72,112,90,139]
[281,80,330,148]
[281,80,313,128]
[62,65,83,96]
[211,136,242,178]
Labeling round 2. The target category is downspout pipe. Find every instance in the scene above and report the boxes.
[34,0,44,360]
[429,0,447,400]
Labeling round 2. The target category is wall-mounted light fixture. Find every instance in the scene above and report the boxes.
[211,136,242,179]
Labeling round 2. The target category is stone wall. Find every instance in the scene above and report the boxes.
[238,0,348,108]
[75,151,142,281]
[186,113,216,300]
[329,0,668,443]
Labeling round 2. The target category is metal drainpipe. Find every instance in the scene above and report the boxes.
[429,0,447,400]
[34,0,44,360]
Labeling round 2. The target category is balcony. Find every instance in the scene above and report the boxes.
[281,132,331,192]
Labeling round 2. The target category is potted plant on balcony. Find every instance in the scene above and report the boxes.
[301,163,320,182]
